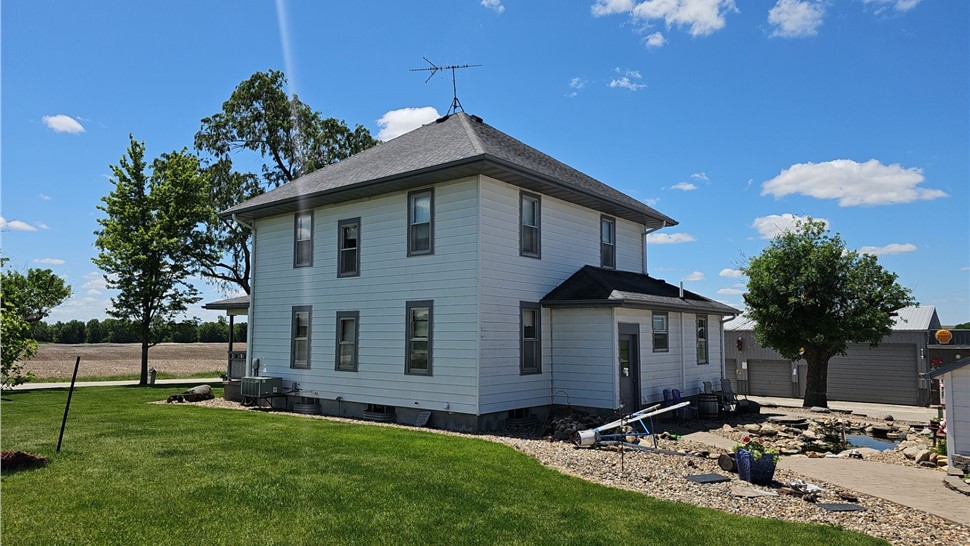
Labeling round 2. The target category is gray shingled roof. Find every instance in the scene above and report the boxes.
[223,113,676,228]
[201,295,250,311]
[542,266,740,316]
[726,306,940,332]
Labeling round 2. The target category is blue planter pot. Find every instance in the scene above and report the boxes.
[736,448,778,485]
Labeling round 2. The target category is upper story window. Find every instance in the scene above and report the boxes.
[696,316,708,364]
[335,311,359,371]
[652,312,669,352]
[291,306,312,369]
[520,192,540,258]
[408,189,434,256]
[294,211,313,268]
[601,216,616,269]
[338,217,360,277]
[521,302,541,374]
[405,301,433,375]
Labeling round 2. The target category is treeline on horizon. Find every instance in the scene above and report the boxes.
[32,316,247,345]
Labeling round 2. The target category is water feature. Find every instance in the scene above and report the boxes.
[844,433,901,451]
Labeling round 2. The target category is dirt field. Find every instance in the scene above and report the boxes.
[24,343,228,379]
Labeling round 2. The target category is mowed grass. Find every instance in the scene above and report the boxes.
[1,388,886,546]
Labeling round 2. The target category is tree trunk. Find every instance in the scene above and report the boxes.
[139,322,150,386]
[802,354,829,408]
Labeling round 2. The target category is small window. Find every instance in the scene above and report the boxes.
[405,301,433,375]
[520,192,540,258]
[521,302,541,374]
[652,312,668,352]
[294,212,313,268]
[335,311,359,371]
[601,216,616,269]
[697,316,708,364]
[291,306,312,368]
[338,218,360,277]
[408,190,433,256]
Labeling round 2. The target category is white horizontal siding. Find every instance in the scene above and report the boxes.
[477,177,647,413]
[947,369,970,455]
[251,178,480,414]
[549,307,616,409]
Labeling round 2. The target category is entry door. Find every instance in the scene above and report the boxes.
[618,332,640,413]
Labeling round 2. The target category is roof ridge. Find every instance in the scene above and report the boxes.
[457,113,486,156]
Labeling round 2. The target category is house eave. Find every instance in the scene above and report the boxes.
[222,155,675,228]
[541,298,738,316]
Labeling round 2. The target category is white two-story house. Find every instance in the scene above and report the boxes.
[223,112,738,430]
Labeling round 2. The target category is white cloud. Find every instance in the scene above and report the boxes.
[647,232,696,244]
[762,159,946,206]
[862,0,922,13]
[961,266,970,271]
[34,258,65,265]
[683,271,705,281]
[0,216,38,232]
[642,197,660,207]
[717,288,745,295]
[40,194,52,201]
[592,0,635,16]
[859,243,917,256]
[567,77,588,97]
[36,222,49,230]
[42,114,86,134]
[632,0,738,37]
[768,0,825,38]
[719,268,744,278]
[671,182,698,191]
[86,289,102,296]
[376,107,440,141]
[644,31,667,48]
[481,0,505,14]
[690,172,709,181]
[609,68,646,91]
[752,213,829,239]
[82,273,109,291]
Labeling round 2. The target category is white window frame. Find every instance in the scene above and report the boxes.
[696,316,709,364]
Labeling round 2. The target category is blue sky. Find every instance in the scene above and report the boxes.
[2,0,968,325]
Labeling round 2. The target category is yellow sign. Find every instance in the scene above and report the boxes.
[935,329,952,345]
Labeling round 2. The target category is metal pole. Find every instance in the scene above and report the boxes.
[56,356,81,453]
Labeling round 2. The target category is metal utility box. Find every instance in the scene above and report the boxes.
[241,376,282,398]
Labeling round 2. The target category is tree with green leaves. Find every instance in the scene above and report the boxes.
[93,136,211,385]
[1,258,72,388]
[191,69,378,294]
[742,219,915,408]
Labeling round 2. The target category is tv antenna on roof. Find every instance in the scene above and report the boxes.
[410,57,481,115]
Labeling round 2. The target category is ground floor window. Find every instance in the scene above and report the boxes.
[291,306,312,368]
[406,300,432,375]
[520,302,541,374]
[697,316,708,364]
[335,311,359,371]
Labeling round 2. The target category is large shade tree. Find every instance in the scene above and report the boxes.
[742,219,915,408]
[93,136,211,385]
[191,69,378,294]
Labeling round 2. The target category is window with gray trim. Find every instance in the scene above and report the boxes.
[696,316,708,364]
[408,189,433,256]
[335,311,359,371]
[520,192,540,258]
[294,212,313,267]
[337,217,360,277]
[652,312,669,352]
[291,306,312,368]
[520,302,541,374]
[601,216,616,269]
[405,300,433,375]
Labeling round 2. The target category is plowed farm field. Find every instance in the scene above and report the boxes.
[23,343,227,379]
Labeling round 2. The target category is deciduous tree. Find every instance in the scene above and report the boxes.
[93,136,211,385]
[192,70,378,294]
[742,219,915,407]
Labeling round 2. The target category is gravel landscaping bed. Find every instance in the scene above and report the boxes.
[174,397,969,546]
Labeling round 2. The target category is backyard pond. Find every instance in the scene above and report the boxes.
[844,433,901,451]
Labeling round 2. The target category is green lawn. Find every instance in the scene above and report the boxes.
[1,387,886,546]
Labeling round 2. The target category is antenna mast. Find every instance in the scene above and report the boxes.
[409,57,482,115]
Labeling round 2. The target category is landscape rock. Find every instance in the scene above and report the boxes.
[914,449,932,464]
[810,406,831,413]
[742,424,762,432]
[902,446,922,460]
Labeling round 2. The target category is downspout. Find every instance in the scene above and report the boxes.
[642,221,666,275]
[233,213,256,377]
[680,301,687,392]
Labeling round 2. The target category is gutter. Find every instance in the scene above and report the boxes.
[642,221,666,275]
[233,213,256,377]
